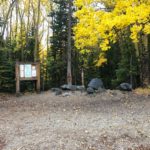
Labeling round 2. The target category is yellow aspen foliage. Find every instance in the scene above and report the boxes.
[130,25,142,43]
[144,24,150,34]
[96,53,107,66]
[74,0,150,66]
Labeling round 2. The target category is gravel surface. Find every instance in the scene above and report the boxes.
[0,90,150,150]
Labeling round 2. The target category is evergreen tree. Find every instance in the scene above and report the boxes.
[0,47,15,92]
[47,0,79,87]
[47,0,68,87]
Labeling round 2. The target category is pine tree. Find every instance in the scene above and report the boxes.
[47,0,79,87]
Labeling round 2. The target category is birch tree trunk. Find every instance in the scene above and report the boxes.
[1,0,16,39]
[34,0,41,62]
[18,7,24,61]
[15,0,18,39]
[25,0,31,60]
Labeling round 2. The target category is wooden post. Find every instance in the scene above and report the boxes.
[36,62,40,93]
[16,62,20,96]
[81,68,84,86]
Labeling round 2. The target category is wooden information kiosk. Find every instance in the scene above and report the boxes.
[15,62,40,95]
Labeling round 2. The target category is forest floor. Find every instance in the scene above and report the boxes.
[0,90,150,150]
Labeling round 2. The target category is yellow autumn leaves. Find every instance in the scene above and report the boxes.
[74,0,150,66]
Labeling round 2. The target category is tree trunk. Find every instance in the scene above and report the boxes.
[25,0,31,61]
[130,54,133,86]
[46,21,50,84]
[9,5,13,59]
[81,68,84,86]
[34,0,41,62]
[67,0,72,85]
[15,0,18,39]
[9,8,12,44]
[1,0,16,38]
[18,7,24,61]
[141,34,150,86]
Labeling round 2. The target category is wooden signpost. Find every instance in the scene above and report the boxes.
[15,62,40,95]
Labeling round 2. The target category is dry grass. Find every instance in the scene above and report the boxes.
[134,88,150,96]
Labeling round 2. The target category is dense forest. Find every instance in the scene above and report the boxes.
[0,0,150,92]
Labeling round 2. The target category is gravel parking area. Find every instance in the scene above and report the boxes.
[0,90,150,150]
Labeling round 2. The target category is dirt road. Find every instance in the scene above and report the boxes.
[0,90,150,150]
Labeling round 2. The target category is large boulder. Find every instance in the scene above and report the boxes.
[119,83,132,91]
[88,78,104,90]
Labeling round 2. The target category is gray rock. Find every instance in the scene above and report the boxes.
[61,84,77,91]
[76,85,85,91]
[55,90,62,96]
[119,83,132,91]
[51,88,62,95]
[62,92,72,97]
[70,85,77,91]
[51,88,61,92]
[95,87,106,93]
[87,87,95,94]
[88,78,104,90]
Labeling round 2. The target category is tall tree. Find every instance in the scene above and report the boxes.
[67,0,72,85]
[48,0,68,86]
